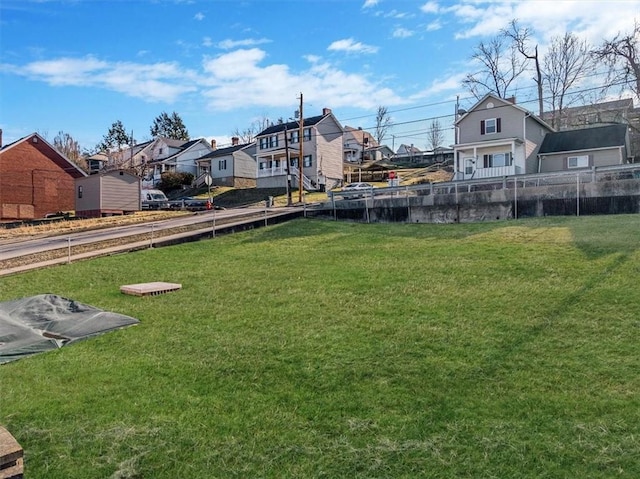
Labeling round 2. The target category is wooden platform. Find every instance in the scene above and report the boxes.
[0,426,23,479]
[120,282,182,297]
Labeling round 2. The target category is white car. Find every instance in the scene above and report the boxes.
[342,182,373,191]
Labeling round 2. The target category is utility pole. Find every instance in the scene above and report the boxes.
[298,92,304,203]
[284,123,292,206]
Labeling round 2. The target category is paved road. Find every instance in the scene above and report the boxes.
[0,207,295,261]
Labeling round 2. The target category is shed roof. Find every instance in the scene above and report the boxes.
[538,124,628,155]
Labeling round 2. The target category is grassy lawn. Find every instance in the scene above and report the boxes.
[1,215,639,478]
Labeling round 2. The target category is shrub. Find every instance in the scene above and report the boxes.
[158,172,194,191]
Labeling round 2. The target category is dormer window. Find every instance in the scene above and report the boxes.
[481,118,501,135]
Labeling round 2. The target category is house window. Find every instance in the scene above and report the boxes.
[259,162,266,170]
[482,152,512,168]
[290,130,299,143]
[158,148,163,155]
[260,137,268,149]
[303,128,311,141]
[303,155,312,167]
[269,135,278,148]
[218,159,227,170]
[481,118,501,135]
[78,185,83,199]
[291,157,299,168]
[568,155,589,168]
[464,159,474,175]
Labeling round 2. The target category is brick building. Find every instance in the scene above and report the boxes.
[0,131,87,220]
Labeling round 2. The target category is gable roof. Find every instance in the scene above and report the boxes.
[0,132,87,178]
[200,143,253,159]
[344,126,378,147]
[256,113,334,137]
[150,138,211,164]
[456,93,554,131]
[538,124,628,155]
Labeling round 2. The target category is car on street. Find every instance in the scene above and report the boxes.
[168,197,224,211]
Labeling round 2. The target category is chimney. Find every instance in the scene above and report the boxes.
[211,139,217,150]
[506,96,516,104]
[323,108,332,116]
[231,136,239,146]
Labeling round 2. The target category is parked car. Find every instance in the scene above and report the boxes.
[341,182,374,198]
[141,189,170,210]
[168,196,224,211]
[342,182,373,191]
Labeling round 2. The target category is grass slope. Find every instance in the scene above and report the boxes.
[1,216,639,478]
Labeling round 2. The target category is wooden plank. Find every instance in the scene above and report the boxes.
[0,427,23,478]
[120,282,182,297]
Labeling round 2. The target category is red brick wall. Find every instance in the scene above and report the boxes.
[0,140,76,220]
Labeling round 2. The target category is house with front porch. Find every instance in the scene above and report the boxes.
[196,137,257,188]
[343,126,378,163]
[454,94,554,180]
[255,108,344,192]
[145,138,214,186]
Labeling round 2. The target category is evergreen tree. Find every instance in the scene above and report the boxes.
[150,111,190,140]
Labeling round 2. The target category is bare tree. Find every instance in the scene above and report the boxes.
[374,106,393,145]
[503,19,543,116]
[53,131,88,172]
[543,32,592,129]
[462,35,528,100]
[426,119,444,150]
[592,20,640,99]
[232,116,272,144]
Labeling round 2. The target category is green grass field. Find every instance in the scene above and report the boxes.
[1,216,639,478]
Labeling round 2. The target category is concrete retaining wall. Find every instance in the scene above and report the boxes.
[310,178,640,224]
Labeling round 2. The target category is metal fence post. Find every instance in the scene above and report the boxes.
[576,173,580,217]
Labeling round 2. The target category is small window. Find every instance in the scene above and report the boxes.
[290,130,299,144]
[291,157,299,168]
[303,155,312,167]
[568,155,589,168]
[78,185,83,199]
[259,162,266,170]
[481,118,501,135]
[218,159,227,170]
[260,138,268,149]
[303,128,311,141]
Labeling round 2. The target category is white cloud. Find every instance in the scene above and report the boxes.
[362,0,380,8]
[194,12,204,21]
[426,20,442,32]
[202,37,213,48]
[328,38,379,54]
[384,10,413,19]
[5,46,409,114]
[393,28,414,39]
[448,0,640,45]
[10,56,196,103]
[200,48,405,111]
[410,72,468,100]
[217,38,271,50]
[420,1,440,14]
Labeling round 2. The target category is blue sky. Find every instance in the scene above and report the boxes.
[1,0,638,151]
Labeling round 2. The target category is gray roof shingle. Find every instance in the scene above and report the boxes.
[538,124,628,154]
